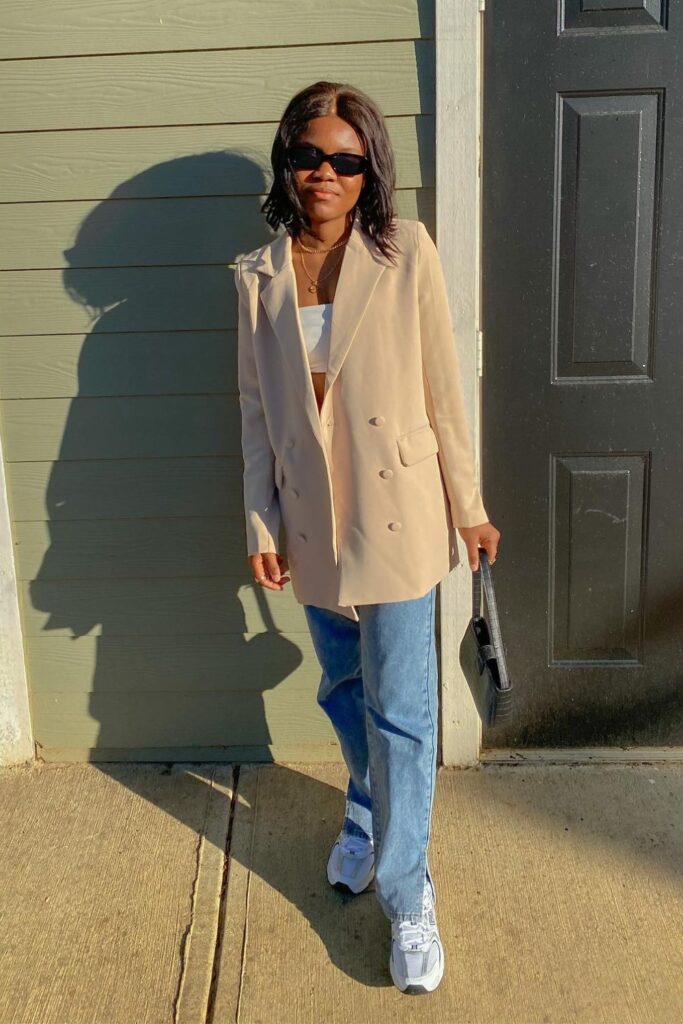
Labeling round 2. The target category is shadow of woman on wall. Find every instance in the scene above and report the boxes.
[30,151,311,760]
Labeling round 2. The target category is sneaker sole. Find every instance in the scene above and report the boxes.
[389,943,444,994]
[327,862,375,894]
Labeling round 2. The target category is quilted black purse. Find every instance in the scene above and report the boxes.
[458,549,514,726]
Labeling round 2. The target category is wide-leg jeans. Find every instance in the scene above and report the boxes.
[303,586,438,924]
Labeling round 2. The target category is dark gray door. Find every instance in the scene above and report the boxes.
[482,2,683,747]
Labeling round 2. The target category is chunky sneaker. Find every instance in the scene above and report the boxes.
[326,831,375,894]
[389,872,444,994]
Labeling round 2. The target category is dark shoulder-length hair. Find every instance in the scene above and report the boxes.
[261,80,402,265]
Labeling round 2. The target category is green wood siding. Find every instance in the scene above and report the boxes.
[0,0,436,761]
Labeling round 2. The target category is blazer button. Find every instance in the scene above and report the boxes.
[379,468,393,479]
[285,439,295,448]
[297,531,307,542]
[370,415,385,426]
[388,521,402,531]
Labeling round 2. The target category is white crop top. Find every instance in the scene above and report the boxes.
[297,302,333,372]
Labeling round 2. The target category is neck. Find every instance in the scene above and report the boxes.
[298,210,353,249]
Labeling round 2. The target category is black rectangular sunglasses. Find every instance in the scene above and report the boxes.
[286,144,368,177]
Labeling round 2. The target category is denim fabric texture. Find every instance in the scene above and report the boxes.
[303,585,438,923]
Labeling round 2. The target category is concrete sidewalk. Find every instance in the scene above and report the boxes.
[0,760,681,1024]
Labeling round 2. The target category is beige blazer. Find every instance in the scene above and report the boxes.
[234,208,488,621]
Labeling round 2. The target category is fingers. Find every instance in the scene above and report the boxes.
[463,525,500,571]
[466,539,481,571]
[249,552,291,590]
[481,538,498,566]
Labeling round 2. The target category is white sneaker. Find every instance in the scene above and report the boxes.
[326,831,375,894]
[389,873,444,994]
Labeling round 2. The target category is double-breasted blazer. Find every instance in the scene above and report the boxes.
[233,207,489,621]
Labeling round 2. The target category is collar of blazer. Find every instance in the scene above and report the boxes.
[244,207,396,431]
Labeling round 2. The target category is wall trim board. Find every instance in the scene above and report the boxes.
[435,0,484,767]
[0,426,34,766]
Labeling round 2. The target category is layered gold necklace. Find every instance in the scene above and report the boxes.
[295,225,350,294]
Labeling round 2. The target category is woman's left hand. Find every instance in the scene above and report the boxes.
[457,522,501,571]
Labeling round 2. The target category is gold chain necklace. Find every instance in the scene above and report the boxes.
[294,218,351,293]
[297,233,348,254]
[299,247,343,294]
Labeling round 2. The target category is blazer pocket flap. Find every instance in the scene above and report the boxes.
[396,423,439,466]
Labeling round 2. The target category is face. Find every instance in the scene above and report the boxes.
[289,115,367,227]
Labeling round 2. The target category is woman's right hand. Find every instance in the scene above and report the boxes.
[249,552,290,590]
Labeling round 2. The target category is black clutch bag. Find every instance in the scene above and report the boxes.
[458,549,514,727]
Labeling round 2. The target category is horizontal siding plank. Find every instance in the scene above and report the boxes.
[29,633,321,694]
[0,265,237,337]
[14,516,254,581]
[0,395,241,462]
[7,457,244,521]
[20,579,310,638]
[30,689,336,748]
[35,743,343,763]
[2,196,262,271]
[0,0,432,60]
[0,188,428,271]
[0,115,433,202]
[0,40,433,132]
[0,193,435,335]
[0,331,235,401]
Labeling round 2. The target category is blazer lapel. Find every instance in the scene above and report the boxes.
[258,208,394,442]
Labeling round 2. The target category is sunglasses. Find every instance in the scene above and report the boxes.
[286,143,368,177]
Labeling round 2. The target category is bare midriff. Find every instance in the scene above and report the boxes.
[311,371,326,415]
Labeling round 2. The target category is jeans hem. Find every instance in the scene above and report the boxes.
[389,912,426,924]
[341,818,374,842]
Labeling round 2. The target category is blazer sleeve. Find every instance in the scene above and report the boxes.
[234,260,281,555]
[416,220,489,529]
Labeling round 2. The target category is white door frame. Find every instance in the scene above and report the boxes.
[436,0,484,766]
[0,428,33,766]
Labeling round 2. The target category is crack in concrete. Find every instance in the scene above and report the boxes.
[172,765,218,1024]
[234,767,259,1024]
[205,763,242,1024]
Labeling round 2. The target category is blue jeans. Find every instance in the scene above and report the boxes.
[303,586,438,923]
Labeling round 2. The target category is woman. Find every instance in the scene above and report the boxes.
[234,80,500,994]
